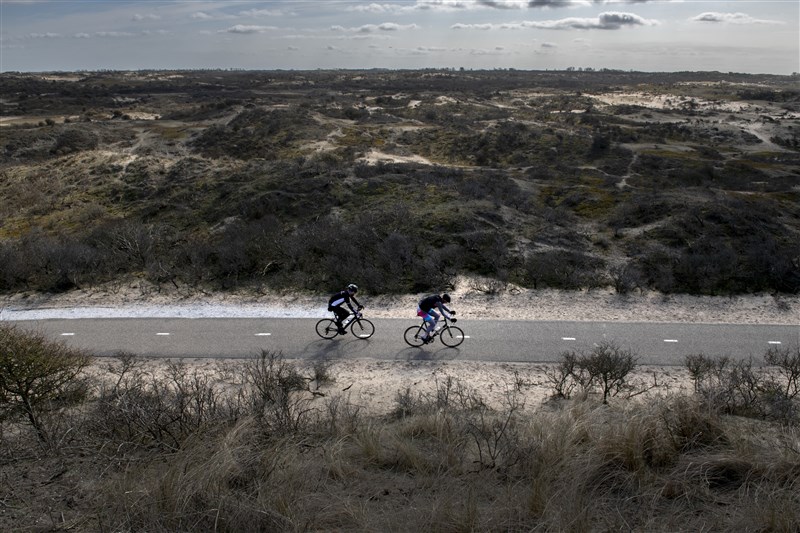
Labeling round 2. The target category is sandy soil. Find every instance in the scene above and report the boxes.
[115,355,688,416]
[2,276,797,324]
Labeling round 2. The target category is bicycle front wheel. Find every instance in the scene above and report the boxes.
[403,325,426,347]
[350,318,375,339]
[439,326,465,347]
[315,319,339,339]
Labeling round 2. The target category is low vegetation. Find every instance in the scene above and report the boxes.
[1,69,798,297]
[2,324,799,531]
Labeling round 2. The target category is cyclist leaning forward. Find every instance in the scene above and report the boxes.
[417,293,455,343]
[328,284,363,335]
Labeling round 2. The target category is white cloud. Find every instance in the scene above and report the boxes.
[469,47,508,55]
[190,11,237,21]
[239,8,287,18]
[593,11,658,28]
[479,0,666,7]
[453,11,657,30]
[0,0,794,74]
[223,25,278,34]
[132,14,160,22]
[28,32,61,39]
[479,0,544,8]
[453,22,493,30]
[691,12,783,25]
[378,22,419,31]
[595,0,665,4]
[332,23,419,33]
[415,0,481,11]
[348,3,402,13]
[95,31,136,38]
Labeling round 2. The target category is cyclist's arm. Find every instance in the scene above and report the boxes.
[436,302,453,318]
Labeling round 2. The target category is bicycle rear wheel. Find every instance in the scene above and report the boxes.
[403,325,426,347]
[439,325,465,347]
[315,318,339,339]
[350,318,375,339]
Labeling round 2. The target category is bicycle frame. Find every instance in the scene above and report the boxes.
[316,310,375,340]
[404,313,464,348]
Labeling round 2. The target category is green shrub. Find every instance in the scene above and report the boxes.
[53,127,98,155]
[0,324,92,444]
[522,250,606,290]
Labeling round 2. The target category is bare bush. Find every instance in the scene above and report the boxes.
[0,324,92,445]
[319,393,362,437]
[764,345,800,400]
[685,353,729,392]
[609,262,643,295]
[685,351,799,423]
[467,385,528,472]
[92,352,243,450]
[390,374,486,419]
[549,342,638,403]
[544,351,584,399]
[241,349,316,434]
[522,250,606,290]
[580,342,638,403]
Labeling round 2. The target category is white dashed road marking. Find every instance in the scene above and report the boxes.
[664,339,679,343]
[562,337,576,341]
[61,333,75,336]
[768,341,782,345]
[156,332,170,336]
[255,333,272,336]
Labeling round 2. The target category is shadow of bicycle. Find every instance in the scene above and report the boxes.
[396,345,461,361]
[302,336,376,360]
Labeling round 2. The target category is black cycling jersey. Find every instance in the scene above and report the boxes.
[329,290,361,311]
[419,294,451,314]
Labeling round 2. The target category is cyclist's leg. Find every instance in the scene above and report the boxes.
[332,306,349,333]
[427,309,440,335]
[418,309,437,341]
[416,308,431,339]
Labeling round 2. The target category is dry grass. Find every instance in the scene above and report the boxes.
[1,351,799,532]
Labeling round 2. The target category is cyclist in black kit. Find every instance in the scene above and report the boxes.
[417,293,455,343]
[328,284,363,335]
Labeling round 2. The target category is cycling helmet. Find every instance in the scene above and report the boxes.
[442,293,451,303]
[347,283,358,292]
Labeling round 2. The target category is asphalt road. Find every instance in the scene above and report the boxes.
[9,318,799,365]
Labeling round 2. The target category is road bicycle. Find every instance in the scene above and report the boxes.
[403,314,464,348]
[315,310,375,340]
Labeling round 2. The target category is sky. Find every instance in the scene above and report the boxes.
[1,1,798,74]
